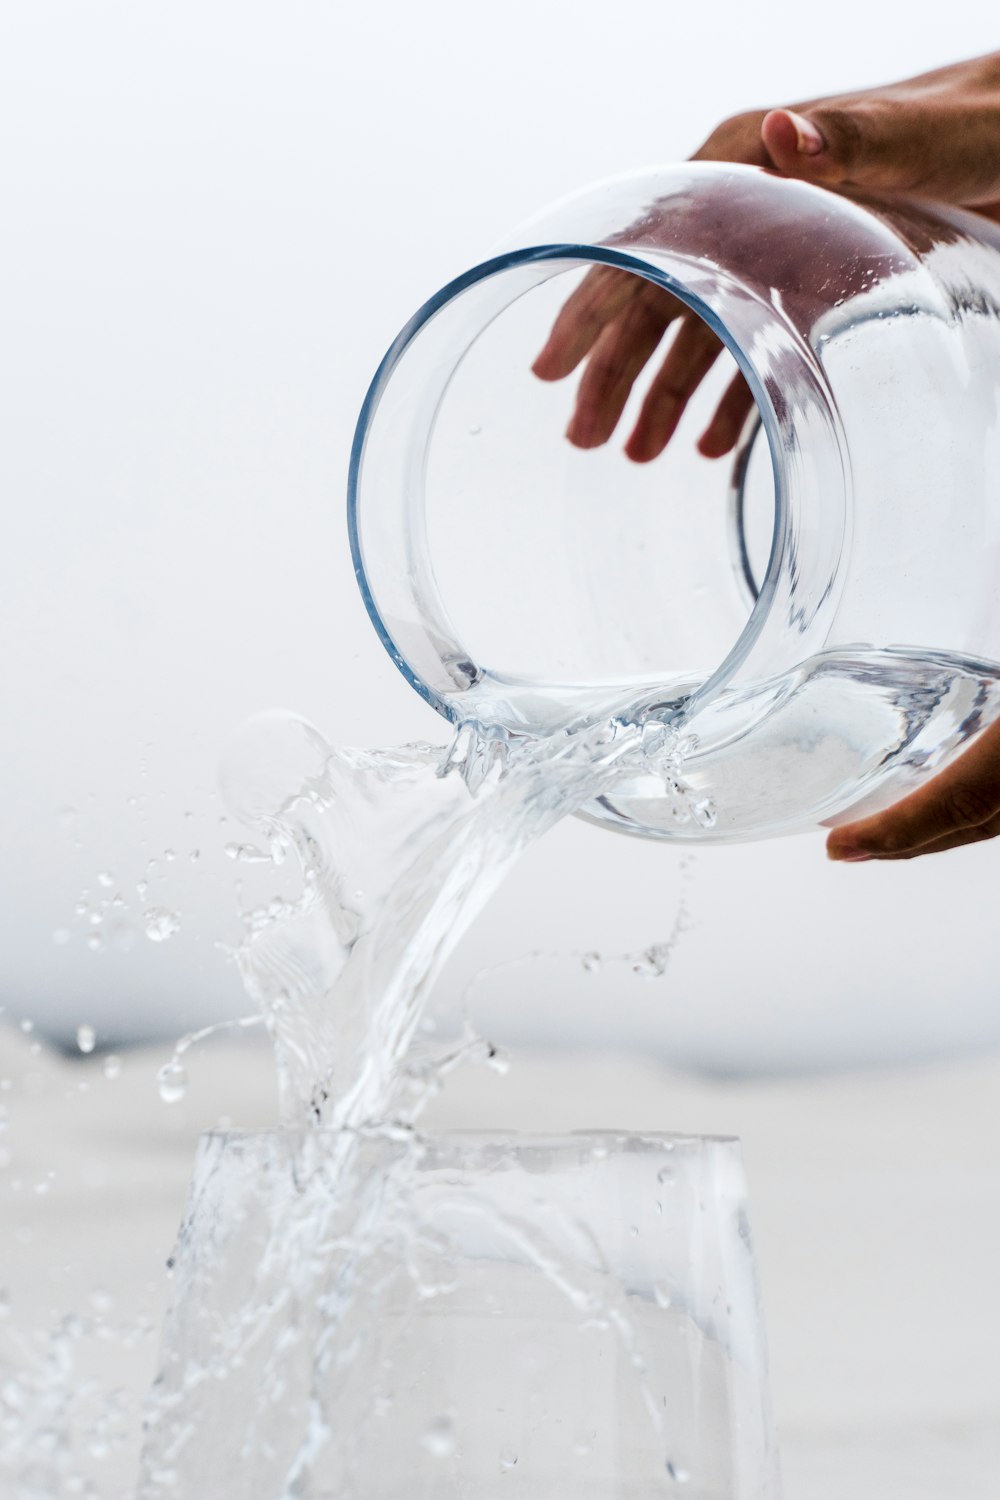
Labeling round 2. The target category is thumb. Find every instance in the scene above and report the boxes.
[760,103,1000,206]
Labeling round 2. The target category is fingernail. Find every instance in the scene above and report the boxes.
[786,110,825,156]
[829,847,873,863]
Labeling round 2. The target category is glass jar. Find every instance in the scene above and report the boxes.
[138,1128,779,1499]
[349,163,1000,839]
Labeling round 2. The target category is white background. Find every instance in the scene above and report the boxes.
[2,4,999,1072]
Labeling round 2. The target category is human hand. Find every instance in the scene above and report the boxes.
[827,715,1000,862]
[532,51,1000,463]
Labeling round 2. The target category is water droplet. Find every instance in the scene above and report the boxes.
[631,944,669,977]
[653,1281,672,1309]
[86,933,104,953]
[189,849,201,862]
[144,907,181,943]
[468,423,482,436]
[225,842,271,864]
[51,928,71,947]
[164,849,176,862]
[19,1019,33,1034]
[0,1290,10,1319]
[499,1445,518,1470]
[97,871,115,888]
[421,1414,455,1458]
[629,1224,639,1237]
[581,950,602,972]
[76,1025,96,1054]
[666,1461,690,1483]
[157,1061,188,1105]
[572,1430,593,1457]
[486,1044,509,1075]
[89,1288,113,1314]
[102,1055,122,1081]
[692,796,716,829]
[56,805,78,828]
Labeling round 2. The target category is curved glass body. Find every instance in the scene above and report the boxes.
[350,164,1000,838]
[139,1129,779,1499]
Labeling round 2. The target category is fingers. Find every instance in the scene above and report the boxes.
[827,717,1000,863]
[760,89,1000,207]
[532,265,652,382]
[625,315,723,462]
[565,288,676,448]
[697,371,756,459]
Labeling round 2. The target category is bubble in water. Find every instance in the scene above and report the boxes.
[666,1461,690,1483]
[157,1061,188,1105]
[572,1429,593,1457]
[499,1445,518,1470]
[19,1019,33,1034]
[76,1025,96,1054]
[89,1287,114,1315]
[656,1165,675,1185]
[145,907,181,942]
[581,950,602,972]
[52,928,71,947]
[56,805,78,827]
[653,1281,672,1308]
[102,1054,122,1081]
[97,870,115,888]
[421,1414,455,1458]
[86,933,104,953]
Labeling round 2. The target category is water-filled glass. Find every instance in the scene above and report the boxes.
[138,1129,779,1499]
[349,163,1000,839]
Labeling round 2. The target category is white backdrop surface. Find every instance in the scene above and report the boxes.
[1,4,999,1069]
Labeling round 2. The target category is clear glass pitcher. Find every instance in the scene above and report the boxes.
[138,1128,780,1499]
[349,163,1000,839]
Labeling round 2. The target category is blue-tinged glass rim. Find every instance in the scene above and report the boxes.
[346,244,785,723]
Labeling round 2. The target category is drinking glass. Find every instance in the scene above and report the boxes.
[138,1128,779,1499]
